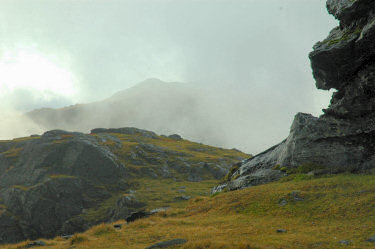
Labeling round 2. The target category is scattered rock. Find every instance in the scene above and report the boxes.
[338,240,351,245]
[25,240,46,248]
[188,167,203,182]
[126,210,149,223]
[61,235,73,240]
[173,195,191,201]
[289,191,304,201]
[168,134,182,140]
[149,207,170,215]
[276,229,287,233]
[113,224,123,230]
[278,199,288,206]
[145,239,188,249]
[366,235,375,243]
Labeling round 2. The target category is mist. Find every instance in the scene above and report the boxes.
[0,0,338,154]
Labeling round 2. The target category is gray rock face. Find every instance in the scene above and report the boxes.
[0,131,141,244]
[215,0,375,192]
[326,0,374,26]
[310,0,375,90]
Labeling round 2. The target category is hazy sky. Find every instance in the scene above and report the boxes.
[0,0,338,152]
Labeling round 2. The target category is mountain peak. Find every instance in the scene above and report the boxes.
[139,78,166,85]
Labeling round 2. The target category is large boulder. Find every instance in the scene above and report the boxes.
[214,0,375,192]
[0,131,141,244]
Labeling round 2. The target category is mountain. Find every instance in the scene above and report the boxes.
[214,0,375,192]
[0,127,248,244]
[23,78,295,155]
[25,79,244,152]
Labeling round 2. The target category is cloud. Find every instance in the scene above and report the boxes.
[0,0,338,152]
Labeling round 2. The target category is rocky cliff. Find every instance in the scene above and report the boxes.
[0,128,247,244]
[214,0,375,192]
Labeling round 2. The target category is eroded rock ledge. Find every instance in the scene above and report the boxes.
[214,0,375,193]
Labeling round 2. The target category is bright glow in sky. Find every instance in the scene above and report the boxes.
[0,47,77,98]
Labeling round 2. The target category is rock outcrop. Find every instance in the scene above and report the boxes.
[0,128,247,244]
[214,0,375,192]
[0,130,142,244]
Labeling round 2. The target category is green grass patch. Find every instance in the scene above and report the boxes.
[92,225,116,236]
[133,178,218,209]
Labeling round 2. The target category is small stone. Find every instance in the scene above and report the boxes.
[145,239,187,249]
[290,191,304,201]
[126,210,149,223]
[338,240,351,245]
[168,134,182,140]
[279,199,288,206]
[173,195,191,201]
[149,207,170,215]
[26,240,46,248]
[366,235,375,243]
[61,235,73,240]
[276,229,287,233]
[114,224,123,229]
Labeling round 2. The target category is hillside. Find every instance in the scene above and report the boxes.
[0,127,248,244]
[4,173,375,249]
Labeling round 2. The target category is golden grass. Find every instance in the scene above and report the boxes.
[11,185,31,191]
[102,133,249,165]
[48,174,77,179]
[12,136,41,142]
[2,147,23,158]
[4,174,375,249]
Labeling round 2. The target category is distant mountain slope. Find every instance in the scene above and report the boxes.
[27,79,238,150]
[0,127,248,244]
[27,79,194,132]
[24,78,283,154]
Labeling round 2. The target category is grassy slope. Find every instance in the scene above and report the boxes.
[81,132,249,220]
[0,131,249,247]
[5,173,375,249]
